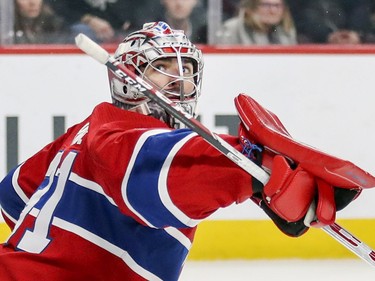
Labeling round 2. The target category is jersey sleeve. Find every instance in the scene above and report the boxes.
[86,108,252,229]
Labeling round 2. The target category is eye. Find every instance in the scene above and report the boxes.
[182,63,194,75]
[153,62,167,72]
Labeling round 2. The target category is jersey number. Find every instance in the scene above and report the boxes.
[16,151,77,253]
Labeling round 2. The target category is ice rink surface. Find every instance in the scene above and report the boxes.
[179,259,374,280]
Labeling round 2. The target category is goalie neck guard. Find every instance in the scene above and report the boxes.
[108,21,204,128]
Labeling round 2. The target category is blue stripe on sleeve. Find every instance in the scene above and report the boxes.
[125,129,194,228]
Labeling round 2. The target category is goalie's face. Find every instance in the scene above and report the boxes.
[109,21,203,128]
[142,57,196,102]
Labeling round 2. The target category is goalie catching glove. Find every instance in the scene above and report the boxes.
[235,94,375,237]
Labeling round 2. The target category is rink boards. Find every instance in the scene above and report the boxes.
[1,219,374,259]
[1,46,375,259]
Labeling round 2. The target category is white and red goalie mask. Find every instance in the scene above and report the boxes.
[108,21,204,128]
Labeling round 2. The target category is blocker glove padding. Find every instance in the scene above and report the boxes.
[235,94,375,234]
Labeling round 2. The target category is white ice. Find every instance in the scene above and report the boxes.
[179,259,374,280]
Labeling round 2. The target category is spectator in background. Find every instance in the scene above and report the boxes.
[291,0,372,44]
[46,0,160,43]
[158,0,207,43]
[217,0,296,45]
[14,0,68,44]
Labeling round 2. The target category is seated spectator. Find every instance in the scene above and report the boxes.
[292,0,372,44]
[217,0,297,45]
[14,0,69,44]
[157,0,207,43]
[46,0,161,43]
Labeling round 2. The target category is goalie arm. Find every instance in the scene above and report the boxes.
[75,33,375,267]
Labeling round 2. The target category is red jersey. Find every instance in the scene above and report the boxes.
[0,103,252,281]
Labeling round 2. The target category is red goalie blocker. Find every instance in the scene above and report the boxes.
[235,94,375,228]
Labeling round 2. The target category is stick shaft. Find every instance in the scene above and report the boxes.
[323,223,375,266]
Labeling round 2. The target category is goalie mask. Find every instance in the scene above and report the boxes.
[108,21,204,128]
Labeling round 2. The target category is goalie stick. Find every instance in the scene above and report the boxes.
[75,33,375,267]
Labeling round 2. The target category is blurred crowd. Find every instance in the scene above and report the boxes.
[6,0,375,45]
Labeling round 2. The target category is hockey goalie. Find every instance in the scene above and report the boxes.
[0,21,374,281]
